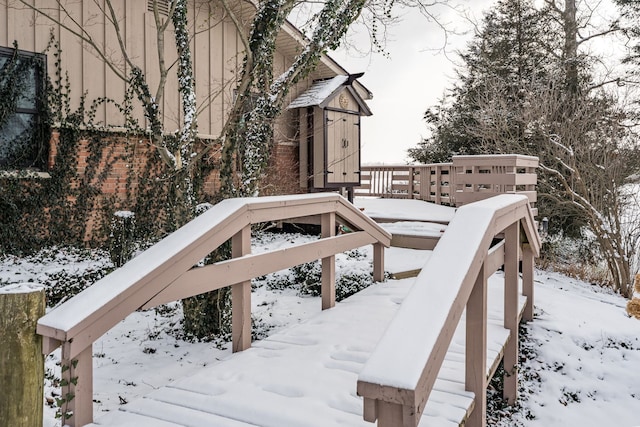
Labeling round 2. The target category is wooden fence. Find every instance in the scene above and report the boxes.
[357,194,541,427]
[36,193,391,427]
[356,154,538,215]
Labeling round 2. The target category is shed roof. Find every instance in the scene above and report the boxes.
[287,75,372,116]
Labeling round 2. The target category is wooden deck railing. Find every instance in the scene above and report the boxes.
[356,154,539,215]
[357,194,541,427]
[36,193,392,427]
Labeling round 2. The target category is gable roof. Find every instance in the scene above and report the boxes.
[287,75,373,116]
[287,76,348,109]
[278,20,373,102]
[233,1,373,101]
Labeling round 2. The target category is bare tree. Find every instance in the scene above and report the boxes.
[5,0,458,337]
[470,75,640,297]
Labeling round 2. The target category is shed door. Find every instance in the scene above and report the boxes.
[325,110,360,186]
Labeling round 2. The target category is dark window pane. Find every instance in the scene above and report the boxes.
[0,46,48,170]
[0,113,37,166]
[16,66,37,110]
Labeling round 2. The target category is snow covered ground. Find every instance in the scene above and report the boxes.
[1,235,639,426]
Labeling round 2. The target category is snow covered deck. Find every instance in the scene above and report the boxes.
[38,193,539,427]
[355,198,454,252]
[87,197,531,427]
[87,272,525,427]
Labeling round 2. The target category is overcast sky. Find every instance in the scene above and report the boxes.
[330,1,496,164]
[331,0,621,164]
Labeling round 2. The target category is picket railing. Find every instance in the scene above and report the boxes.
[37,193,391,427]
[356,154,538,215]
[357,194,541,427]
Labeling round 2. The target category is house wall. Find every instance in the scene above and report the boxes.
[0,1,247,135]
[1,1,358,245]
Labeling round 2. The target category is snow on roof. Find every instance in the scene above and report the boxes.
[287,75,348,109]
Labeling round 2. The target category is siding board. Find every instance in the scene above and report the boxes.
[193,1,210,135]
[209,6,224,136]
[143,11,158,130]
[83,0,106,123]
[162,14,179,133]
[59,0,83,113]
[104,0,126,126]
[222,18,238,125]
[126,0,145,125]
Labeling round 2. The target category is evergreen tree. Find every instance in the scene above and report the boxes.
[409,0,640,296]
[408,0,555,163]
[615,0,640,82]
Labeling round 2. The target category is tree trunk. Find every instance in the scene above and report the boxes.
[563,0,579,95]
[0,285,45,427]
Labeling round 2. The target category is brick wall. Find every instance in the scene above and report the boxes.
[49,131,303,209]
[49,131,157,203]
[263,142,303,196]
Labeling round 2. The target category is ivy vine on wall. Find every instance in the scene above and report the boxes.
[0,35,217,255]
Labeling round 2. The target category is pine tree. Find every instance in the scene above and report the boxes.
[408,0,554,163]
[615,0,640,81]
[409,0,640,296]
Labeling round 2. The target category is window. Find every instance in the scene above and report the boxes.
[0,45,48,170]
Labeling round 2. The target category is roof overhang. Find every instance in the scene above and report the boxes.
[278,21,373,101]
[234,0,373,101]
[287,74,373,116]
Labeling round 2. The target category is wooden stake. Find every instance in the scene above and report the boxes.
[0,285,45,427]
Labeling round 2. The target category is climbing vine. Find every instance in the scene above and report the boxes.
[220,0,368,197]
[0,35,216,255]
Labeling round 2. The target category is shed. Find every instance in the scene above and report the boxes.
[288,74,372,198]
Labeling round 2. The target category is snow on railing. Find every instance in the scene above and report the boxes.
[357,194,541,427]
[356,154,538,215]
[36,193,391,427]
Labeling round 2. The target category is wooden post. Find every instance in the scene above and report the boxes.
[60,343,93,427]
[362,397,377,422]
[522,244,535,322]
[418,167,427,201]
[232,225,252,352]
[435,167,441,205]
[466,264,487,427]
[408,166,415,199]
[321,212,336,309]
[377,402,404,427]
[373,242,385,283]
[0,285,45,427]
[503,221,520,405]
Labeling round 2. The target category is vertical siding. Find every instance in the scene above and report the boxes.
[143,11,161,129]
[125,1,145,125]
[313,107,324,188]
[59,1,83,114]
[163,12,180,133]
[1,0,319,144]
[192,1,210,135]
[222,19,237,124]
[7,0,35,51]
[104,0,126,125]
[209,6,224,136]
[0,2,6,46]
[83,0,106,123]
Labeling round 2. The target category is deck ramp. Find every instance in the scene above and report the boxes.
[88,273,523,427]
